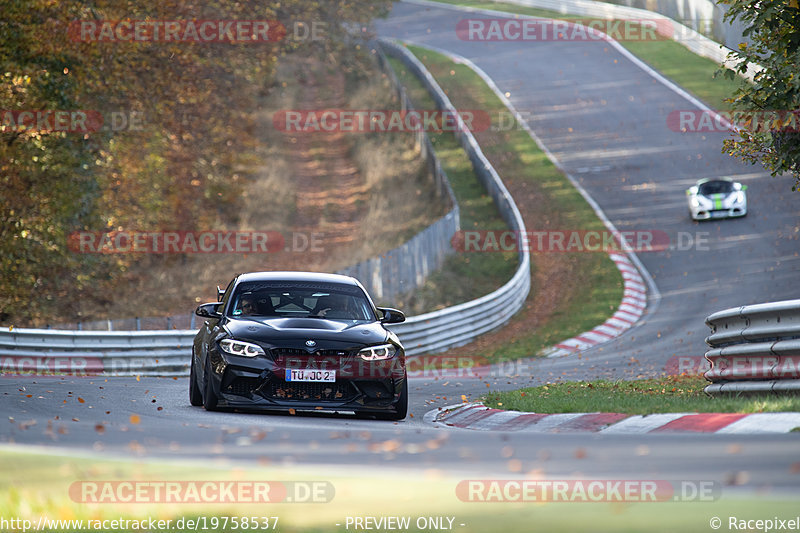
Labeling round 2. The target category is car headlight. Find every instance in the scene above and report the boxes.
[734,191,745,203]
[690,197,700,208]
[219,338,265,357]
[358,344,397,361]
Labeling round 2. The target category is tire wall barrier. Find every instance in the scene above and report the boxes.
[0,40,532,374]
[704,299,800,395]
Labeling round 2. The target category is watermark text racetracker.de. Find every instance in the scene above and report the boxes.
[0,354,523,378]
[274,109,491,133]
[663,354,800,379]
[668,109,800,133]
[664,355,710,375]
[273,109,537,133]
[69,19,328,44]
[456,18,672,41]
[0,110,143,133]
[69,480,333,504]
[451,229,710,253]
[457,479,719,502]
[68,230,325,254]
[69,19,287,43]
[1,355,102,377]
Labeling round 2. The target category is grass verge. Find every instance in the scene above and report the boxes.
[430,0,747,111]
[386,56,518,315]
[482,375,800,414]
[2,448,798,532]
[391,45,623,362]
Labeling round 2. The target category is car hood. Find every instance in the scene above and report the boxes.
[223,317,388,346]
[697,191,740,207]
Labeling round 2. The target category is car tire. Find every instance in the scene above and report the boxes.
[189,351,203,407]
[202,358,219,411]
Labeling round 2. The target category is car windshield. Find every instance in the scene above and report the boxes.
[230,281,375,321]
[698,180,734,196]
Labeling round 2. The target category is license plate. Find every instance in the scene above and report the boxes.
[711,211,728,218]
[285,369,336,382]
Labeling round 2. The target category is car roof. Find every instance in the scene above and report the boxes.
[234,271,361,286]
[696,177,733,185]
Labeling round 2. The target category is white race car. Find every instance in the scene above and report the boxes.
[686,178,747,221]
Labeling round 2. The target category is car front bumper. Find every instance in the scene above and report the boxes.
[206,348,406,414]
[690,205,747,220]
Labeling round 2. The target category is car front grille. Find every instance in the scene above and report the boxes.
[259,380,357,402]
[271,348,352,358]
[226,377,261,397]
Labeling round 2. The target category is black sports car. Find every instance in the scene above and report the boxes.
[190,272,408,419]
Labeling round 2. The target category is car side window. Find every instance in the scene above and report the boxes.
[219,278,236,315]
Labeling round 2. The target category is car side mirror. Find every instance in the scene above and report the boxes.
[196,302,222,318]
[377,307,405,324]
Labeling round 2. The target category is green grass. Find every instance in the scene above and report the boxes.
[391,45,623,362]
[386,56,518,315]
[430,0,747,111]
[483,375,800,414]
[3,449,799,532]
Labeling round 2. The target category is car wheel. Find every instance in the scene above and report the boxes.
[202,358,219,411]
[189,351,203,407]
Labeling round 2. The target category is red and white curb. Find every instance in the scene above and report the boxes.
[405,252,648,379]
[425,403,800,434]
[543,252,647,358]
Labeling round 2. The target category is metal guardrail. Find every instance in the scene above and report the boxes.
[0,328,194,376]
[0,40,531,374]
[704,299,800,394]
[379,39,530,355]
[336,44,460,302]
[423,0,762,82]
[598,0,751,52]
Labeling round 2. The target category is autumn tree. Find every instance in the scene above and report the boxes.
[717,0,800,189]
[0,0,393,324]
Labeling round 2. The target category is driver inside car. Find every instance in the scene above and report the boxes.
[313,294,354,319]
[238,295,256,315]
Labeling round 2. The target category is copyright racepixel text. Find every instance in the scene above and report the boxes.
[709,516,800,532]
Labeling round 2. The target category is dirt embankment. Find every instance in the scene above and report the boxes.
[68,53,447,325]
